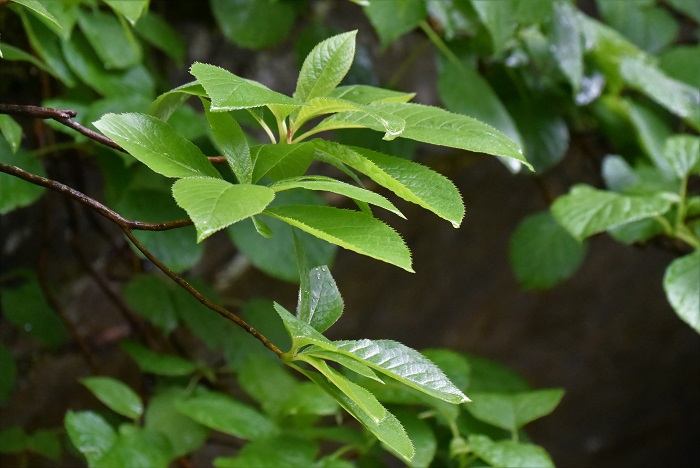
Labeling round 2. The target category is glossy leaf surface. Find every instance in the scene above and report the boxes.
[295,31,356,102]
[663,251,700,333]
[64,411,116,466]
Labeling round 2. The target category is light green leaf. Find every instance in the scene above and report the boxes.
[602,155,639,192]
[76,8,141,69]
[467,389,564,432]
[0,344,17,404]
[81,377,143,420]
[144,388,208,459]
[190,62,301,110]
[251,143,314,183]
[213,435,318,468]
[265,205,413,272]
[172,178,275,242]
[274,302,333,351]
[203,105,253,183]
[314,141,464,227]
[509,212,586,289]
[663,251,700,333]
[301,357,387,424]
[296,31,357,102]
[175,389,278,440]
[664,135,700,179]
[364,0,426,47]
[134,12,186,64]
[620,57,700,130]
[210,0,297,49]
[64,411,116,465]
[104,0,149,25]
[333,339,470,404]
[468,435,554,468]
[272,175,404,218]
[328,85,415,104]
[121,341,198,376]
[551,184,674,240]
[93,113,219,179]
[149,82,207,122]
[96,425,172,468]
[318,102,527,167]
[10,0,63,35]
[302,368,414,463]
[549,1,583,92]
[302,347,383,382]
[296,262,344,333]
[0,115,22,153]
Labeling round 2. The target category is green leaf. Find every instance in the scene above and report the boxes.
[297,263,344,333]
[175,389,278,440]
[265,205,413,272]
[274,302,333,351]
[190,62,302,110]
[468,435,554,468]
[664,135,700,179]
[123,274,179,334]
[364,0,426,47]
[302,369,414,463]
[0,343,16,404]
[172,178,275,242]
[97,425,172,468]
[64,410,117,466]
[0,426,26,453]
[94,113,220,179]
[667,0,700,22]
[149,82,207,122]
[471,0,516,55]
[509,212,586,289]
[10,0,63,36]
[272,175,404,218]
[626,102,674,176]
[663,251,700,333]
[134,12,186,64]
[104,0,149,25]
[121,341,198,376]
[314,141,464,227]
[602,155,639,192]
[333,339,470,404]
[392,408,437,468]
[551,184,674,240]
[81,377,143,420]
[659,45,700,89]
[251,143,314,183]
[296,31,357,102]
[1,272,67,347]
[204,106,253,183]
[210,0,297,49]
[620,57,700,130]
[438,59,523,158]
[239,356,300,417]
[598,0,677,54]
[0,115,22,153]
[76,8,141,69]
[318,102,527,167]
[26,430,61,461]
[214,435,318,468]
[328,85,415,104]
[467,389,564,432]
[549,1,583,91]
[144,388,209,458]
[608,218,664,245]
[0,140,46,215]
[0,42,58,80]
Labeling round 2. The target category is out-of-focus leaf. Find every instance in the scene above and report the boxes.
[0,344,16,404]
[549,1,583,92]
[508,98,569,172]
[471,0,516,55]
[467,389,564,432]
[663,135,700,179]
[64,411,116,466]
[10,0,64,35]
[0,115,22,153]
[210,0,297,49]
[0,139,46,215]
[134,12,186,64]
[659,45,700,89]
[0,427,26,453]
[97,425,172,468]
[104,0,149,25]
[468,435,554,468]
[121,341,198,376]
[364,0,426,47]
[213,435,318,468]
[598,0,677,53]
[663,251,700,333]
[76,8,141,69]
[26,430,61,460]
[81,377,143,420]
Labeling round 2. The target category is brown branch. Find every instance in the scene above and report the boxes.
[0,162,283,357]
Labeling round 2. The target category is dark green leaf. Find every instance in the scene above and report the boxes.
[598,0,677,54]
[471,0,516,55]
[172,178,275,241]
[121,341,198,376]
[123,275,179,334]
[144,388,208,458]
[239,356,299,417]
[509,212,586,289]
[551,184,674,240]
[666,0,700,22]
[392,408,437,468]
[663,251,700,333]
[149,82,207,122]
[10,0,64,36]
[76,8,141,69]
[175,389,278,440]
[0,115,22,153]
[213,435,318,468]
[364,0,426,47]
[508,98,569,172]
[93,113,220,179]
[210,0,297,49]
[26,430,61,460]
[104,0,149,25]
[251,143,314,183]
[0,427,25,453]
[64,410,116,466]
[265,205,413,272]
[659,45,700,89]
[468,435,554,468]
[296,31,357,102]
[664,135,700,179]
[134,12,186,64]
[204,105,253,183]
[97,425,172,468]
[81,377,143,420]
[466,389,564,432]
[549,1,583,92]
[0,140,45,215]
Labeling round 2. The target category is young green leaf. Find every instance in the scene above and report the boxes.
[301,368,415,463]
[663,135,700,179]
[663,251,700,333]
[190,62,301,110]
[272,175,404,218]
[251,143,314,183]
[328,85,415,104]
[466,389,565,432]
[93,113,220,179]
[468,435,554,468]
[172,177,275,242]
[203,104,253,183]
[314,141,463,227]
[551,184,674,240]
[295,31,357,102]
[121,341,198,376]
[64,411,116,466]
[265,205,413,272]
[301,347,383,382]
[273,302,334,352]
[81,377,143,420]
[316,102,528,168]
[298,264,344,333]
[333,339,470,404]
[509,212,587,289]
[175,389,278,440]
